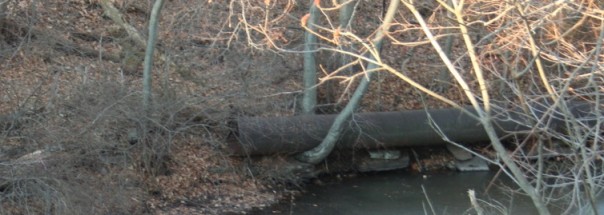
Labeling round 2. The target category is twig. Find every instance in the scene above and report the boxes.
[421,185,437,215]
[468,189,485,215]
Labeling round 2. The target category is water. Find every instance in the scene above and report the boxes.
[256,171,541,215]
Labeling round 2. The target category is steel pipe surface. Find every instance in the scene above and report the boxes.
[229,102,596,156]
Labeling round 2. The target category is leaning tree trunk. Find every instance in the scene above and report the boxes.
[296,0,400,164]
[302,0,320,114]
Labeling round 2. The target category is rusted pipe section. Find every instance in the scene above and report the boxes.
[229,102,596,156]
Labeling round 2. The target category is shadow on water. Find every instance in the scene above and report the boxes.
[254,171,541,215]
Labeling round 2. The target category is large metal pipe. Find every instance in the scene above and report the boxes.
[229,102,596,156]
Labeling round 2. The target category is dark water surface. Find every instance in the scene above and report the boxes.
[255,171,542,215]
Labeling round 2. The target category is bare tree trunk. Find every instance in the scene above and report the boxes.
[0,0,8,19]
[142,0,165,113]
[296,0,400,164]
[338,0,356,75]
[0,0,9,44]
[434,0,454,92]
[302,0,319,115]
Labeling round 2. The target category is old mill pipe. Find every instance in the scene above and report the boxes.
[229,101,597,156]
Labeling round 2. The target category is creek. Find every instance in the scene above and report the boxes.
[254,171,543,215]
